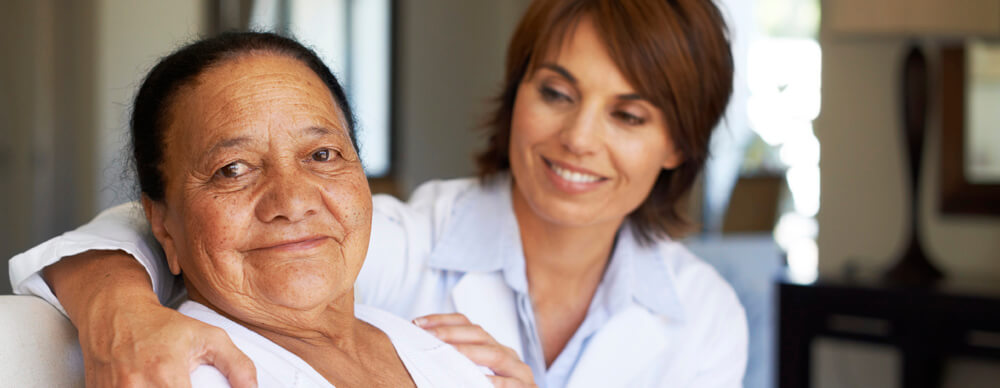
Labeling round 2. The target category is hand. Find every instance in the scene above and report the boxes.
[79,301,258,387]
[43,250,257,387]
[414,313,537,388]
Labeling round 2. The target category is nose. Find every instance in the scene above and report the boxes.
[254,166,320,224]
[559,104,603,155]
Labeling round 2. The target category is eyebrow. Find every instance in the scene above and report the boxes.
[205,136,252,156]
[203,126,338,157]
[537,62,647,102]
[302,126,335,139]
[539,63,577,84]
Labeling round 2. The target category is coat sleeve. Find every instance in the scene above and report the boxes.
[7,202,176,316]
[354,181,465,315]
[354,195,412,307]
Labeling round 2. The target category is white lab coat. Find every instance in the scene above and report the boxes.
[357,177,748,387]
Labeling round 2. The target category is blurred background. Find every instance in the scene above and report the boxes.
[2,1,999,387]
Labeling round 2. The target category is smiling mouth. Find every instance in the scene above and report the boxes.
[543,158,608,184]
[251,236,330,252]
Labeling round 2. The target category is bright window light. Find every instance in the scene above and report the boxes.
[252,0,392,177]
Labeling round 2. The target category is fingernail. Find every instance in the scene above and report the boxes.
[412,317,426,327]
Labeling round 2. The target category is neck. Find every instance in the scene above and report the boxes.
[511,184,621,300]
[187,285,414,387]
[187,284,365,361]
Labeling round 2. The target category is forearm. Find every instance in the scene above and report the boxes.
[42,250,161,332]
[40,250,257,387]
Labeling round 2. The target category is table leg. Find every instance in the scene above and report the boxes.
[779,285,812,388]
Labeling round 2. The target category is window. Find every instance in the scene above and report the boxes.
[708,0,822,283]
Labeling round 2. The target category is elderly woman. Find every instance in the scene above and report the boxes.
[12,0,746,386]
[117,32,492,387]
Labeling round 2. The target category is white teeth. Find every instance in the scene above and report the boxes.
[550,163,601,183]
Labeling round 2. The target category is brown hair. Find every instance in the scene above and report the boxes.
[476,0,733,243]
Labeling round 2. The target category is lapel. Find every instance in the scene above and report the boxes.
[451,271,526,361]
[565,304,669,388]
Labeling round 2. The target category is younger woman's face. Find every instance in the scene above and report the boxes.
[508,15,682,230]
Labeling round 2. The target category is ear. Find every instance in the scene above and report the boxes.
[661,148,684,170]
[142,195,182,276]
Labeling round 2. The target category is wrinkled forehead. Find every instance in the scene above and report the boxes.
[165,54,350,149]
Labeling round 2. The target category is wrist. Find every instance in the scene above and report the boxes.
[43,250,160,332]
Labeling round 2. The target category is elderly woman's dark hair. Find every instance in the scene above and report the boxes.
[477,0,733,243]
[131,31,357,201]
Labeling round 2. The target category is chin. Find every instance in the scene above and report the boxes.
[256,269,346,311]
[530,194,608,227]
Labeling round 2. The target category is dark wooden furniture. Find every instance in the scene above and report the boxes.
[779,277,1000,388]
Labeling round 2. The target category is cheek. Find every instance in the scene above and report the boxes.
[320,174,372,250]
[510,90,557,151]
[177,193,255,267]
[615,138,673,186]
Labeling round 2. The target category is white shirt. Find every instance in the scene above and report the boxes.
[179,301,492,388]
[9,176,748,387]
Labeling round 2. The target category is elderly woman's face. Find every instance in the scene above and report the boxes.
[148,54,371,318]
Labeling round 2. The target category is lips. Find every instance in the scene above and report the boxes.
[543,157,608,183]
[540,157,610,194]
[249,236,330,252]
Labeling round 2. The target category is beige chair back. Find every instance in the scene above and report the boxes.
[0,295,83,387]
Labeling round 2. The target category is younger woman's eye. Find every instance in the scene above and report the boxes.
[613,111,646,126]
[540,86,572,103]
[216,161,250,179]
[311,149,332,162]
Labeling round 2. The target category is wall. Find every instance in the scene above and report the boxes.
[0,1,204,293]
[816,28,1000,280]
[1,1,97,294]
[395,0,532,194]
[94,0,206,209]
[0,2,43,294]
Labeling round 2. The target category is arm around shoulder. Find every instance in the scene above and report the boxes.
[8,201,175,313]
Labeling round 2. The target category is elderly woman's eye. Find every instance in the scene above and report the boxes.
[311,149,332,162]
[216,162,248,179]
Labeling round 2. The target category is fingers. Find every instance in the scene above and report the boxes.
[488,375,538,388]
[414,313,536,387]
[197,327,258,388]
[423,323,497,345]
[452,343,534,383]
[80,304,257,388]
[412,313,471,328]
[91,360,193,388]
[134,365,194,388]
[83,334,193,388]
